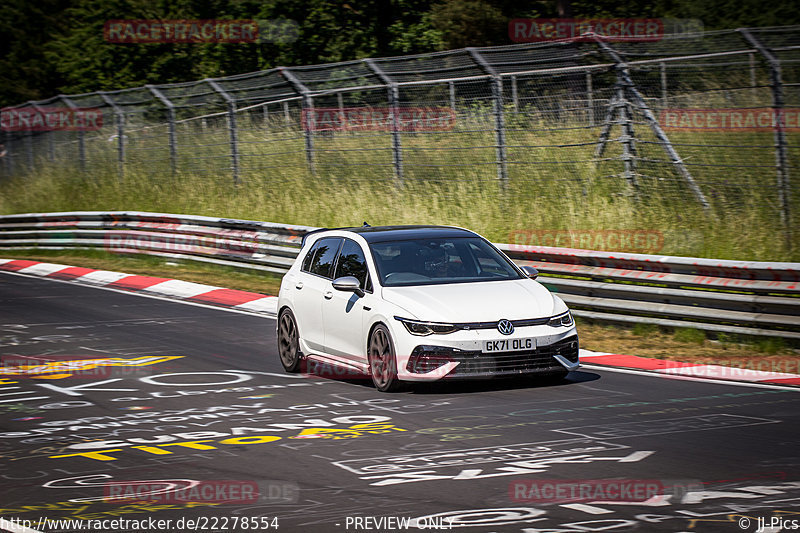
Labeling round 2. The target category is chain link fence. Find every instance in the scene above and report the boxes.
[1,26,798,239]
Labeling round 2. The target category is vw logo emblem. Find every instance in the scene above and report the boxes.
[497,319,514,335]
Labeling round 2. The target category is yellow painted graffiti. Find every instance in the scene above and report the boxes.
[0,500,220,519]
[289,423,407,440]
[0,356,184,378]
[49,424,408,461]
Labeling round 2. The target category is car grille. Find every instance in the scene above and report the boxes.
[408,335,578,378]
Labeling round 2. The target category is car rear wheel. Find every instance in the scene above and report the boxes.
[278,308,302,372]
[368,324,402,392]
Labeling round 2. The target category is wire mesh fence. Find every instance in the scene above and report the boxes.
[1,26,798,240]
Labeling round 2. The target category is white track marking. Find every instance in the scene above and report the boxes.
[16,263,73,276]
[581,363,800,392]
[143,279,222,298]
[0,269,277,319]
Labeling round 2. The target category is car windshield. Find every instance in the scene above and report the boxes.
[369,237,524,287]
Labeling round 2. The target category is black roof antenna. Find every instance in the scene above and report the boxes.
[362,221,371,227]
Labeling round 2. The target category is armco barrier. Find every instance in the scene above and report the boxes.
[1,211,798,340]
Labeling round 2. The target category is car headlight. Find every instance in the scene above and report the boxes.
[395,317,459,336]
[548,311,574,327]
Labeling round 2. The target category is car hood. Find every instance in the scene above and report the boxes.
[381,278,556,322]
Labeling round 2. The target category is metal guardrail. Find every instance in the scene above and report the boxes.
[1,211,798,340]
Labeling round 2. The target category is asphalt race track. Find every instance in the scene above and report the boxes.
[1,272,799,533]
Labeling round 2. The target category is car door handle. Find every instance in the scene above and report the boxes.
[323,291,333,300]
[295,281,304,289]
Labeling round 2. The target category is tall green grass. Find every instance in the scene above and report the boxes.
[1,111,797,261]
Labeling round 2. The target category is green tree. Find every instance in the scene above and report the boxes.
[429,0,507,49]
[3,0,800,108]
[41,0,264,96]
[0,0,70,106]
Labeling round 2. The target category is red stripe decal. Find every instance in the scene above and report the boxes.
[47,267,98,280]
[108,276,171,290]
[189,288,266,307]
[759,377,800,385]
[583,354,702,371]
[0,260,41,272]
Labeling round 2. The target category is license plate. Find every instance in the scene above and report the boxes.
[482,337,536,353]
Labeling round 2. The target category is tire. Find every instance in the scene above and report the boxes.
[277,308,302,373]
[368,324,402,392]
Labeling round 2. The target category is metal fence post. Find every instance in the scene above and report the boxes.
[594,85,639,191]
[449,81,456,111]
[28,102,53,166]
[594,95,618,158]
[586,70,594,126]
[740,29,791,241]
[206,79,241,185]
[280,68,315,174]
[511,76,519,113]
[660,62,668,108]
[594,38,709,210]
[467,48,508,187]
[3,133,12,176]
[99,92,126,179]
[388,84,403,184]
[59,96,85,172]
[24,132,33,171]
[47,130,55,162]
[615,81,638,190]
[145,85,177,175]
[364,58,403,185]
[492,76,509,186]
[3,134,15,176]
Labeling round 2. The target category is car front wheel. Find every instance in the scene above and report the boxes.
[368,324,402,392]
[278,308,302,372]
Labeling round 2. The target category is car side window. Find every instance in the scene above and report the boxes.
[334,238,371,290]
[467,241,509,276]
[301,244,317,272]
[303,238,342,279]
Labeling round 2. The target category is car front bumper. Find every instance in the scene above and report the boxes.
[394,326,579,381]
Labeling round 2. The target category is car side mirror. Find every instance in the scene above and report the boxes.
[332,276,365,297]
[521,266,539,279]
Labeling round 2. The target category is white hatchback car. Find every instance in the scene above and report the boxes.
[277,225,579,392]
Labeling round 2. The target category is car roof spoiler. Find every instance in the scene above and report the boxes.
[301,223,375,248]
[300,228,328,248]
